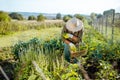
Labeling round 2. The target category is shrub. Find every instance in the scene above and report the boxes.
[63,15,72,22]
[56,13,61,19]
[74,14,85,22]
[115,20,120,27]
[28,15,36,20]
[0,11,11,22]
[37,14,45,22]
[9,12,24,20]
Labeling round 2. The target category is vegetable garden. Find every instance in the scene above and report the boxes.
[0,19,120,80]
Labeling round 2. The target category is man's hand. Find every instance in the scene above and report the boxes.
[63,33,73,39]
[69,43,77,52]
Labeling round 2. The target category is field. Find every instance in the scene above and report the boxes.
[0,20,120,80]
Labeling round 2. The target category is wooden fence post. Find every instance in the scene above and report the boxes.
[105,15,108,38]
[0,66,10,80]
[111,10,115,44]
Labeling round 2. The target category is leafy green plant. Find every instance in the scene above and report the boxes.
[96,60,118,79]
[11,21,120,80]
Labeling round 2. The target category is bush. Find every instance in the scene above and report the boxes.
[0,11,11,22]
[9,12,24,20]
[56,13,61,19]
[74,14,85,22]
[63,15,72,22]
[96,60,118,79]
[37,14,45,22]
[115,20,120,27]
[28,15,36,20]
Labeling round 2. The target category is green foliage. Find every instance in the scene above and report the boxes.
[37,14,45,21]
[28,74,37,80]
[63,15,72,22]
[15,63,32,80]
[0,21,64,35]
[96,60,118,79]
[13,41,82,80]
[67,15,73,18]
[97,14,102,19]
[3,20,120,80]
[0,22,14,35]
[28,15,36,20]
[90,13,97,21]
[0,11,11,22]
[74,14,85,22]
[12,38,64,59]
[12,29,120,79]
[103,9,115,16]
[115,20,120,27]
[56,13,61,19]
[0,22,28,35]
[9,12,24,20]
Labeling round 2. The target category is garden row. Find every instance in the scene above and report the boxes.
[11,26,120,79]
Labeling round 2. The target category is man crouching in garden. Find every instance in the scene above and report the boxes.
[61,17,84,64]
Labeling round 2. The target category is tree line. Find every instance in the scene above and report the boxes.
[0,11,85,22]
[90,9,120,28]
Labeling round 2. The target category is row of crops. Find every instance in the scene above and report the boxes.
[11,26,120,80]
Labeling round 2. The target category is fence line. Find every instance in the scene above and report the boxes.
[92,9,120,43]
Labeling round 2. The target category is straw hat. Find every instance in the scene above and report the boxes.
[66,17,83,33]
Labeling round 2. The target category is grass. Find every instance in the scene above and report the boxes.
[13,25,120,80]
[0,27,62,47]
[0,20,120,80]
[0,21,64,80]
[97,26,120,42]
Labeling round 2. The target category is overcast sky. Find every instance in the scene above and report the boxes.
[0,0,120,15]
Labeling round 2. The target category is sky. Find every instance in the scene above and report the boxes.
[0,0,120,15]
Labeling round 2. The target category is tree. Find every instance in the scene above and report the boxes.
[63,15,72,22]
[56,13,61,19]
[90,13,97,26]
[90,13,97,21]
[28,15,36,20]
[103,9,115,16]
[67,15,73,18]
[9,12,24,20]
[97,14,102,19]
[37,14,45,21]
[74,14,84,22]
[0,11,11,22]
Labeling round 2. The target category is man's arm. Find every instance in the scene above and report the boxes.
[67,29,84,43]
[70,35,79,43]
[61,26,84,43]
[61,26,74,43]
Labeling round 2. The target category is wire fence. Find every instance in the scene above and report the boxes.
[92,9,120,43]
